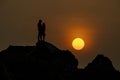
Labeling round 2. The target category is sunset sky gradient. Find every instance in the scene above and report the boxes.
[0,0,120,70]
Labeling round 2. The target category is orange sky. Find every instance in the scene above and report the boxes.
[0,0,120,70]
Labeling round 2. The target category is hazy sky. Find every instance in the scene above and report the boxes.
[0,0,120,70]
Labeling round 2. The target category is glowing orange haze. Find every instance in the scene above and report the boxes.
[57,17,96,53]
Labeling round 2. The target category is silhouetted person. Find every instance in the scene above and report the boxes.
[38,20,42,41]
[42,23,46,41]
[38,20,46,41]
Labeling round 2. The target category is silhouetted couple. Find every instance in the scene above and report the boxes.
[38,20,46,41]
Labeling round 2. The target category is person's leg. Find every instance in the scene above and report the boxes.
[38,34,39,41]
[43,36,45,41]
[43,33,45,41]
[40,35,42,41]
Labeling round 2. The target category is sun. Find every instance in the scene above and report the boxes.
[72,38,85,50]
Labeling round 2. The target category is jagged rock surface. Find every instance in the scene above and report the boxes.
[0,41,78,80]
[0,41,120,80]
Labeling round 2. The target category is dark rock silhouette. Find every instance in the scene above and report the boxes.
[0,41,78,80]
[85,54,115,71]
[0,42,120,80]
[75,55,120,80]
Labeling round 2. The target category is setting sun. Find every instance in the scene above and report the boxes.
[72,38,85,50]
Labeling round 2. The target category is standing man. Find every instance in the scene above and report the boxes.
[37,20,46,41]
[41,22,46,41]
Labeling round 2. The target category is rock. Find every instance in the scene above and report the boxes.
[0,41,78,80]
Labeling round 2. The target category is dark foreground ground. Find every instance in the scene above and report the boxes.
[0,41,120,80]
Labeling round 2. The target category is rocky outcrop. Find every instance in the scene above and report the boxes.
[0,41,78,80]
[0,41,120,80]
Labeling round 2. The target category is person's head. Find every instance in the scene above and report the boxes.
[39,19,42,23]
[42,23,45,27]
